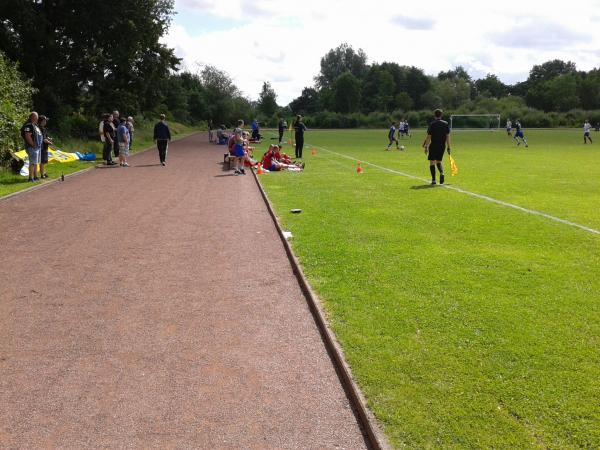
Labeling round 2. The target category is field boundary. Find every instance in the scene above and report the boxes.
[311,144,600,236]
[252,169,392,450]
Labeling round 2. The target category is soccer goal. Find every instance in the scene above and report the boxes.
[450,114,501,130]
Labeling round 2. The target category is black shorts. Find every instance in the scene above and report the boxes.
[428,147,445,161]
[40,145,49,164]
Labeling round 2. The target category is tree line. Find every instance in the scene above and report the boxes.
[2,2,600,167]
[287,43,600,128]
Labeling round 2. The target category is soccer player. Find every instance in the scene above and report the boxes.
[404,120,411,138]
[397,119,406,139]
[506,119,512,136]
[386,121,399,150]
[513,120,528,147]
[584,120,593,144]
[422,109,451,185]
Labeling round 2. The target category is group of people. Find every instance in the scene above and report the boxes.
[21,111,53,182]
[100,112,172,166]
[505,119,529,147]
[99,111,135,166]
[386,119,411,150]
[224,118,306,175]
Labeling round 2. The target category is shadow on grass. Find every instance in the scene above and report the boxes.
[410,184,439,190]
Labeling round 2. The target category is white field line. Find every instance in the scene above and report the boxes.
[309,143,600,236]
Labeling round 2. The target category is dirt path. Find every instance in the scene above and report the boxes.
[0,134,368,449]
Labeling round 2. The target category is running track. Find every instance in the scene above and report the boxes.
[0,134,368,448]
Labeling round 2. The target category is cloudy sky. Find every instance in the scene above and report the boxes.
[163,0,600,105]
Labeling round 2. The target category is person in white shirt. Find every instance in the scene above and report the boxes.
[584,120,593,144]
[506,119,512,136]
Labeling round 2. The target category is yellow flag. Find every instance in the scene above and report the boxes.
[449,154,458,176]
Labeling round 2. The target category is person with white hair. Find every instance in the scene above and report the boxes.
[126,116,135,152]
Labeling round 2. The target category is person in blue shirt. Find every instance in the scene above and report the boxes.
[513,120,528,147]
[251,119,261,141]
[386,121,399,150]
[117,117,131,167]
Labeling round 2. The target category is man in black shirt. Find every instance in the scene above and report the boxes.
[422,109,452,185]
[153,114,172,166]
[293,115,307,159]
[102,113,117,165]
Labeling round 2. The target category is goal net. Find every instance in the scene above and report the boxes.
[450,114,501,130]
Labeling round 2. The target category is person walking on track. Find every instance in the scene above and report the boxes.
[154,114,172,166]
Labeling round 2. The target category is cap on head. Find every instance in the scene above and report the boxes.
[434,109,443,118]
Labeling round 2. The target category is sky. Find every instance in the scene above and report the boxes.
[162,0,600,105]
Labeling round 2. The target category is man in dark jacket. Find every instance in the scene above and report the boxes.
[153,114,172,166]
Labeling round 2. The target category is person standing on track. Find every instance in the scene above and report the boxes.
[38,115,52,179]
[293,115,307,159]
[112,110,121,159]
[21,111,43,182]
[422,109,452,185]
[232,119,246,175]
[102,113,117,165]
[153,114,171,166]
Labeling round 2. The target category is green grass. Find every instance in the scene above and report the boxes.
[0,121,201,198]
[257,128,600,449]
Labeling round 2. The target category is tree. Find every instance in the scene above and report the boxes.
[289,87,320,115]
[315,43,368,90]
[0,51,35,166]
[332,71,361,113]
[394,92,414,112]
[0,0,179,124]
[361,64,395,112]
[432,77,471,109]
[257,81,278,117]
[475,74,508,98]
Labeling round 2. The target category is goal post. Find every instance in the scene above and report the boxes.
[450,114,501,130]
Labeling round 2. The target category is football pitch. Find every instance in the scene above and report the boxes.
[258,129,600,449]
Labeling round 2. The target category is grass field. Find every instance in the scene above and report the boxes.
[0,121,201,198]
[257,128,600,449]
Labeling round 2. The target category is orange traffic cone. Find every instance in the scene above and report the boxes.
[256,163,264,175]
[311,147,317,156]
[356,161,363,174]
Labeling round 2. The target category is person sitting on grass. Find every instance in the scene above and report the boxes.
[261,145,304,171]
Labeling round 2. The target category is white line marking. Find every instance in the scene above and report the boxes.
[310,144,600,236]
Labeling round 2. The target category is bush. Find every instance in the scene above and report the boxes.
[0,52,35,167]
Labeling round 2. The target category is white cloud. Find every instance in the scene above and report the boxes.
[167,0,600,105]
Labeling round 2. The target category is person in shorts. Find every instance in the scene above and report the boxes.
[386,121,399,150]
[38,115,53,179]
[513,120,528,147]
[117,117,130,166]
[584,120,593,144]
[21,112,43,182]
[422,109,452,185]
[232,119,246,175]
